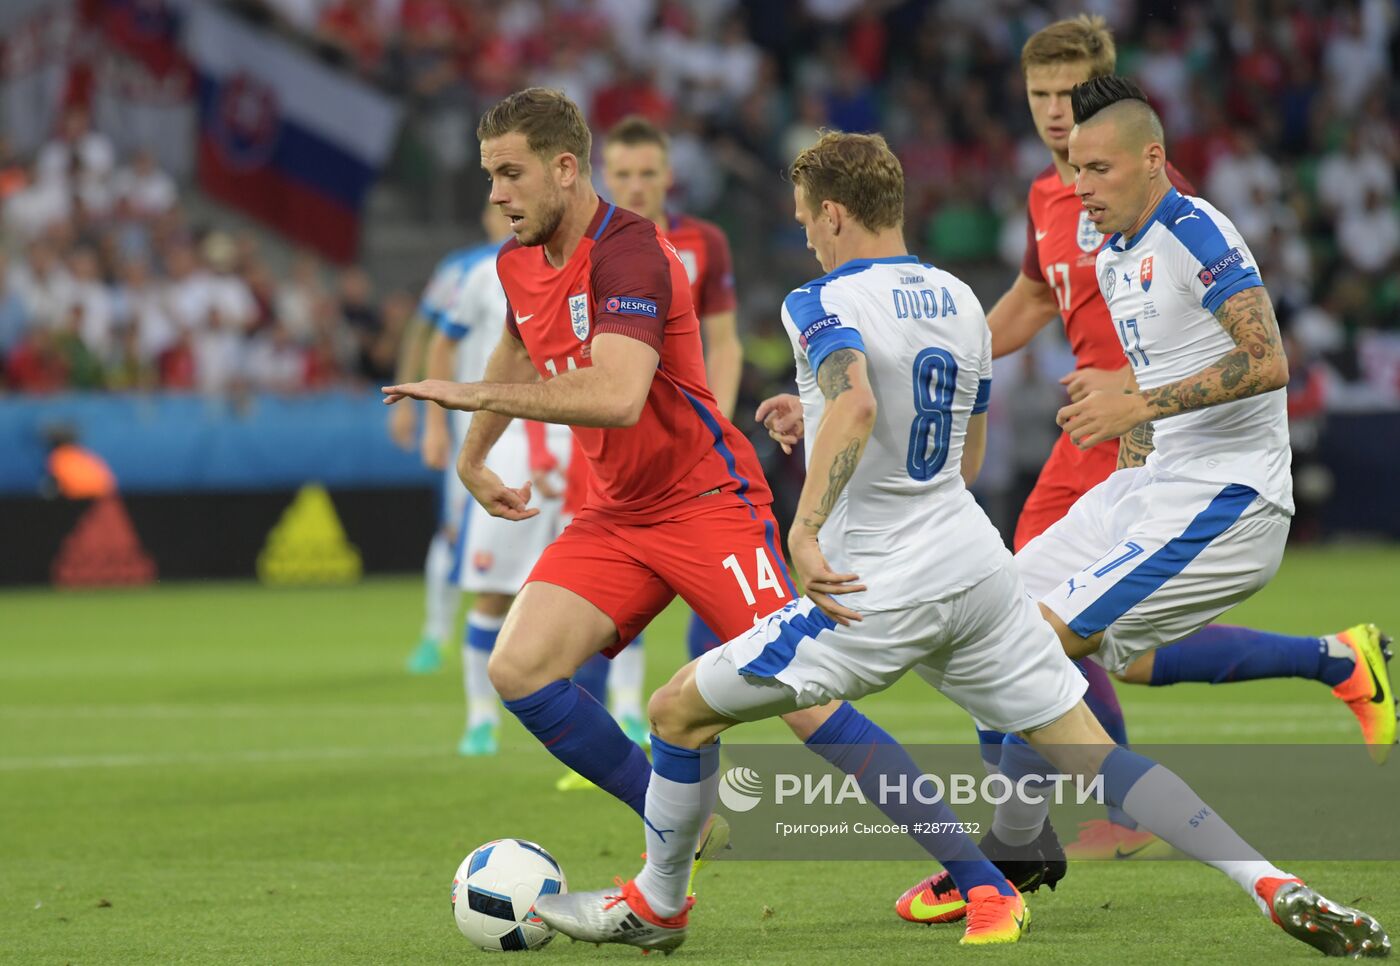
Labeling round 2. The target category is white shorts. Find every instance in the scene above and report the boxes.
[452,422,573,595]
[694,563,1088,735]
[1017,467,1290,673]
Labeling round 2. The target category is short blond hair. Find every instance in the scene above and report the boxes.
[477,87,592,172]
[604,115,669,153]
[790,131,904,232]
[1021,14,1116,78]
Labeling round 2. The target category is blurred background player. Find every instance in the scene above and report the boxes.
[418,199,574,756]
[562,115,747,767]
[391,234,480,674]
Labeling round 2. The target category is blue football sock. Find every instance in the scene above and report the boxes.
[1150,624,1348,686]
[1077,659,1135,829]
[975,727,1005,770]
[686,613,722,660]
[503,680,650,816]
[807,703,1011,897]
[572,653,610,705]
[466,616,500,653]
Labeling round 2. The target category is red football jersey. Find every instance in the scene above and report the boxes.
[665,214,736,319]
[1022,162,1195,372]
[497,201,770,523]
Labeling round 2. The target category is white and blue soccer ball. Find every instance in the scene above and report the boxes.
[452,838,567,952]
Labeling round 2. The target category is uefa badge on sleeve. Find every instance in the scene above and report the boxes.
[568,293,590,341]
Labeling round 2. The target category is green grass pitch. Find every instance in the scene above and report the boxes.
[3,545,1397,964]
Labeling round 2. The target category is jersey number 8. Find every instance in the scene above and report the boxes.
[906,347,957,481]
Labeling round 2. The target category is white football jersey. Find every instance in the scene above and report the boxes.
[419,246,484,328]
[1095,188,1293,513]
[438,243,503,443]
[781,255,1008,611]
[442,243,572,457]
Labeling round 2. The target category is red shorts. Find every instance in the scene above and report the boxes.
[526,499,796,657]
[1013,433,1119,551]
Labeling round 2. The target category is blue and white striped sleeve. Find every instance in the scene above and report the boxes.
[1166,205,1263,315]
[783,282,865,376]
[972,318,993,414]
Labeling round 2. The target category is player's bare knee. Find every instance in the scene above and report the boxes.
[486,638,551,701]
[647,674,692,745]
[649,664,727,748]
[485,646,524,699]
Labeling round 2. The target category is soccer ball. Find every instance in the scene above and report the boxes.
[452,838,567,952]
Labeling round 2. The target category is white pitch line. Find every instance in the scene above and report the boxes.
[0,703,460,719]
[883,718,1357,743]
[0,744,447,771]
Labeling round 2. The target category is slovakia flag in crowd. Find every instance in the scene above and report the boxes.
[184,4,401,262]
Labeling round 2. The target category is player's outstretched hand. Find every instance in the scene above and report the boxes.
[756,393,804,454]
[1059,364,1135,402]
[789,535,865,626]
[1056,389,1151,450]
[382,379,484,412]
[459,460,539,521]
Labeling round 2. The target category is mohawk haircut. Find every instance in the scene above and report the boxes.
[1071,75,1151,125]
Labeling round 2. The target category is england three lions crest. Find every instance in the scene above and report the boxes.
[1077,209,1104,253]
[569,292,590,340]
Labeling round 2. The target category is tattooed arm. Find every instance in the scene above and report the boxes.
[1057,286,1288,449]
[1117,421,1154,469]
[788,347,877,625]
[1139,286,1289,418]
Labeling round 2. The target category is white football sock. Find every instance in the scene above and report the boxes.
[610,638,645,720]
[1117,760,1291,913]
[464,612,504,728]
[633,738,720,919]
[988,735,1042,846]
[422,531,459,643]
[991,791,1048,847]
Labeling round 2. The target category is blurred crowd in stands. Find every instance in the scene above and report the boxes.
[4,0,1398,418]
[0,104,411,394]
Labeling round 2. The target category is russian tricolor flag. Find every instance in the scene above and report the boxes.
[184,4,401,262]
